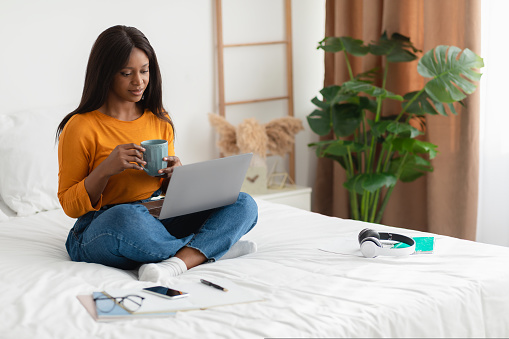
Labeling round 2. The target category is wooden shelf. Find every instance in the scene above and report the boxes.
[215,0,296,181]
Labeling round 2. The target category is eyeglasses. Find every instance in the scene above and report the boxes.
[93,294,145,313]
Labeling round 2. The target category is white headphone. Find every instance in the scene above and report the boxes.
[358,228,415,258]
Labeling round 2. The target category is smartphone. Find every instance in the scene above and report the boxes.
[143,286,190,300]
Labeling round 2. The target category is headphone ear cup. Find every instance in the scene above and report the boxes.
[360,237,382,258]
[358,228,381,244]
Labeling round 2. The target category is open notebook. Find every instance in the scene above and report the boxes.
[77,277,264,321]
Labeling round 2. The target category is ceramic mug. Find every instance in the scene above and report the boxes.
[141,139,168,176]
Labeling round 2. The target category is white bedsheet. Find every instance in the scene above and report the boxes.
[1,199,509,338]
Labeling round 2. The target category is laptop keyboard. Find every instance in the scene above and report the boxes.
[140,199,164,218]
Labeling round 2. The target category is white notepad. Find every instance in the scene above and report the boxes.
[104,278,264,314]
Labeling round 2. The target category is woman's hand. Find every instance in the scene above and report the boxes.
[158,156,182,179]
[102,143,147,177]
[84,143,146,206]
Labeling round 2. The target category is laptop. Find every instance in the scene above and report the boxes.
[141,153,253,219]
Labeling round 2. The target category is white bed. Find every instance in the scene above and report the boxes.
[2,198,509,338]
[1,108,509,338]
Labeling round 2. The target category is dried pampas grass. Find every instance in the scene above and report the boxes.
[208,113,303,158]
[265,117,304,156]
[208,113,239,156]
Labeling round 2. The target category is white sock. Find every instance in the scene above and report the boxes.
[220,240,257,260]
[138,256,188,282]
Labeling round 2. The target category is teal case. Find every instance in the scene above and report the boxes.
[393,237,434,253]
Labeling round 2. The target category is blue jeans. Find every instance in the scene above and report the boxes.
[65,192,258,270]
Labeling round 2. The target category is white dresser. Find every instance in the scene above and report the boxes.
[251,185,312,211]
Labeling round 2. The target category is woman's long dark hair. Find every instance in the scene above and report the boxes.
[56,25,173,140]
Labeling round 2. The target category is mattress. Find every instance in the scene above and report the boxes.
[1,198,509,338]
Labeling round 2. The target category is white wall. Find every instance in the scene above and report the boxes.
[0,0,324,189]
[477,0,509,246]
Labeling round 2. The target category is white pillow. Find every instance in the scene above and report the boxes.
[0,207,7,222]
[0,195,15,222]
[0,106,73,216]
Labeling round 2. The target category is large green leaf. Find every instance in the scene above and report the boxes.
[320,85,342,102]
[362,173,397,192]
[369,32,420,62]
[309,140,336,158]
[354,68,380,83]
[311,85,355,111]
[309,85,375,138]
[322,140,368,157]
[308,140,337,150]
[367,120,421,138]
[309,140,354,170]
[309,140,334,156]
[332,103,363,137]
[386,121,422,138]
[307,109,331,136]
[344,173,397,194]
[342,80,404,101]
[318,37,369,56]
[346,95,378,113]
[417,46,484,103]
[389,155,433,182]
[403,91,441,116]
[311,96,329,110]
[368,120,392,137]
[388,137,438,159]
[403,91,462,116]
[308,140,350,170]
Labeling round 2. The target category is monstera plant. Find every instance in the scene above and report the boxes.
[307,32,483,223]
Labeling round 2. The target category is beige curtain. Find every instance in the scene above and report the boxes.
[313,0,480,240]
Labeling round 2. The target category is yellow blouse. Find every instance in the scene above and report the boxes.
[58,110,174,218]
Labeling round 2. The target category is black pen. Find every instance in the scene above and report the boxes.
[200,279,228,292]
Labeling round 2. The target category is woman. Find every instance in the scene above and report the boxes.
[56,25,258,282]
